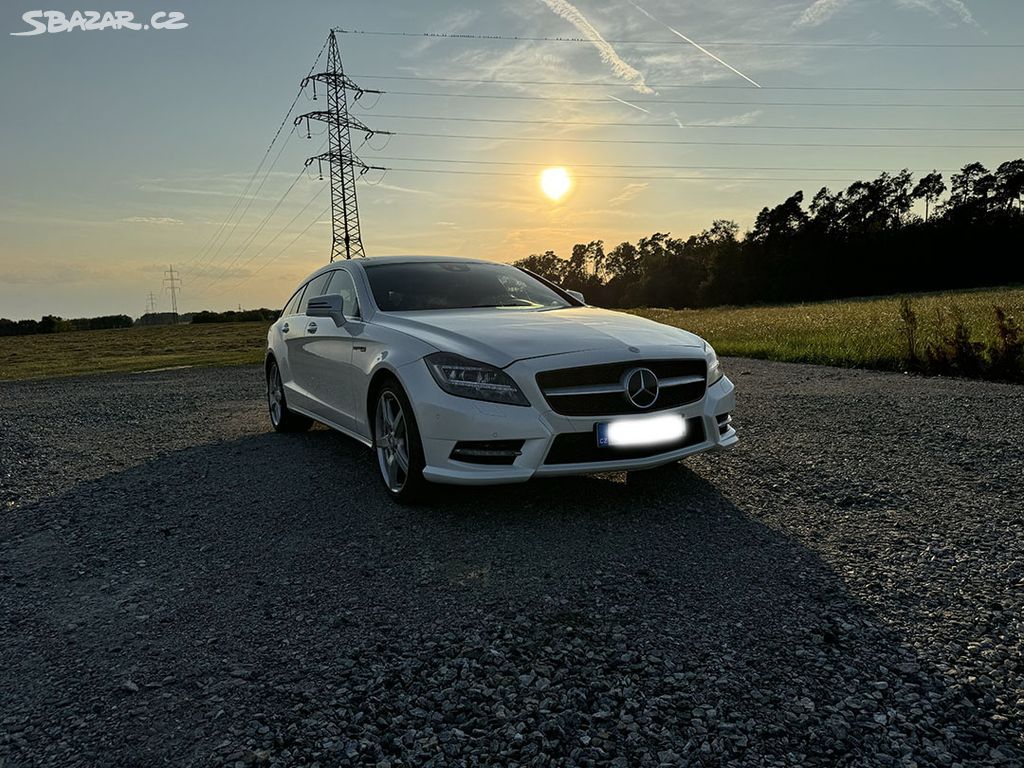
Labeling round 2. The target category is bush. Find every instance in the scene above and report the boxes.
[988,308,1023,382]
[899,299,1023,382]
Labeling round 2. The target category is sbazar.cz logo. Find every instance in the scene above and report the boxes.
[11,9,187,35]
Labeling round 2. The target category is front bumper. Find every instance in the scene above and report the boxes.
[398,354,737,486]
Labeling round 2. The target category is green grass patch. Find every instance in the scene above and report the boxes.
[0,322,268,381]
[630,286,1024,373]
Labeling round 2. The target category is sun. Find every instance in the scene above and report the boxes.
[540,167,572,201]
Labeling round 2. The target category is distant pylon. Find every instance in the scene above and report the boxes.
[295,29,389,261]
[146,292,158,314]
[163,265,181,323]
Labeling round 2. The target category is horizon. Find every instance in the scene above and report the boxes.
[2,0,1023,319]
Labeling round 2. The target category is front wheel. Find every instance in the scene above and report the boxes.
[267,359,312,433]
[373,382,428,503]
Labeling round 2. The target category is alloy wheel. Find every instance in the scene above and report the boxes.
[268,363,283,426]
[375,391,410,493]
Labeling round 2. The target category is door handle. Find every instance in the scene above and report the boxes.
[306,322,318,334]
[281,322,289,333]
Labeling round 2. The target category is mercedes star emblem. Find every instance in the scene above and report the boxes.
[623,367,659,409]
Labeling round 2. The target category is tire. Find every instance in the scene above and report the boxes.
[267,359,312,433]
[372,380,429,504]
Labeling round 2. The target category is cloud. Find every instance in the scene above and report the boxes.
[608,182,649,205]
[694,109,764,127]
[795,0,850,27]
[798,0,977,27]
[368,181,432,196]
[897,0,977,26]
[536,0,653,93]
[119,216,183,225]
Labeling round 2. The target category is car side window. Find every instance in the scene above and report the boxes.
[325,269,360,318]
[283,285,305,317]
[298,273,332,315]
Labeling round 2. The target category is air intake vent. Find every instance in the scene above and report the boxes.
[450,440,524,465]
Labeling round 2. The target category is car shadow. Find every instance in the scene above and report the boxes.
[0,428,1017,766]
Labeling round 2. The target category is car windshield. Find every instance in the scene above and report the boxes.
[364,261,572,312]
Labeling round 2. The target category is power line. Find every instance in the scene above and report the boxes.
[368,89,1024,109]
[186,125,298,280]
[215,203,332,296]
[193,166,313,285]
[382,167,899,182]
[351,74,1024,93]
[371,113,1024,132]
[178,36,330,277]
[391,130,1023,149]
[201,186,328,296]
[373,155,963,173]
[336,29,1024,49]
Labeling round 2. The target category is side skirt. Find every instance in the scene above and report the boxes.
[290,405,374,449]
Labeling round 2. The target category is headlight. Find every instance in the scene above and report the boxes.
[425,352,530,406]
[707,345,724,385]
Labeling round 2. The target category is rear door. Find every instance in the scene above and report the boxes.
[287,272,332,408]
[277,283,310,407]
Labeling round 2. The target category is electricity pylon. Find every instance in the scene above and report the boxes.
[163,265,181,323]
[295,30,389,261]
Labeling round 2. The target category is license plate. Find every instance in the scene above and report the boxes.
[596,414,686,448]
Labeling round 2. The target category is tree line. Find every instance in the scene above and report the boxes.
[0,309,280,336]
[0,314,133,337]
[515,159,1024,309]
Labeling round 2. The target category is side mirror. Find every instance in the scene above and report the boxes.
[307,294,345,326]
[566,289,585,304]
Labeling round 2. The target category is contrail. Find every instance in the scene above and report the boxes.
[538,0,654,94]
[607,95,651,114]
[626,0,761,88]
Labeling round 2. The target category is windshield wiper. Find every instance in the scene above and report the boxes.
[462,303,530,308]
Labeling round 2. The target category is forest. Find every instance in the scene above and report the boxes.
[515,159,1024,309]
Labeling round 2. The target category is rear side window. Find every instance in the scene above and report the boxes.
[298,273,332,314]
[283,285,306,317]
[325,269,360,318]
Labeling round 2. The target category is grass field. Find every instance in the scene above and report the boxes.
[633,286,1024,373]
[0,322,267,381]
[1,286,1021,381]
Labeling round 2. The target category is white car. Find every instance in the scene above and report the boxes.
[265,256,737,501]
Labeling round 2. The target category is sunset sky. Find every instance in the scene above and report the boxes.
[1,0,1022,318]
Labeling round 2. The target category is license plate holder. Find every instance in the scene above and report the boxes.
[595,414,687,448]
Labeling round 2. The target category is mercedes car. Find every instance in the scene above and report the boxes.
[265,256,737,501]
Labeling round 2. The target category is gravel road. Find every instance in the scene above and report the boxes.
[1,360,1021,767]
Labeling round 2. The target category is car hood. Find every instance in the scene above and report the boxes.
[376,306,704,367]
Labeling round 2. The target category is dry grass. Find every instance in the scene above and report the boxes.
[631,286,1024,371]
[0,322,267,381]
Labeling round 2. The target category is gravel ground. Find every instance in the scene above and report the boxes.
[0,360,1021,767]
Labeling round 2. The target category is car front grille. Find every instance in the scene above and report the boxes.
[544,417,706,465]
[536,359,707,417]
